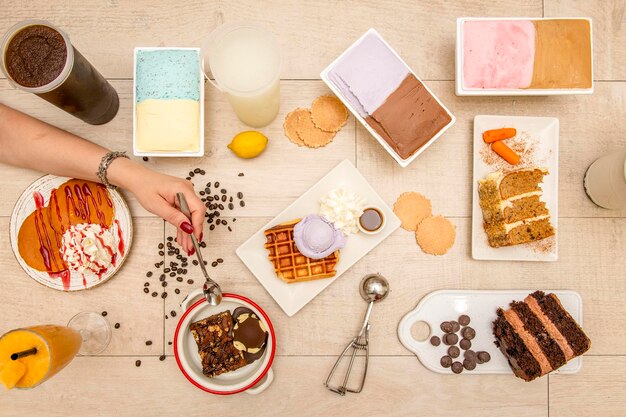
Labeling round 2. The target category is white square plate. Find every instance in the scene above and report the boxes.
[472,115,559,261]
[236,160,401,316]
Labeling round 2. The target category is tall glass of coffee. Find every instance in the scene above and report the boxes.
[1,20,119,125]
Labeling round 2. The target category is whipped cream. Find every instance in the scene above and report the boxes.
[294,215,346,260]
[61,223,117,277]
[319,188,365,235]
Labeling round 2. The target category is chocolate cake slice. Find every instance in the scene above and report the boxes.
[493,291,590,382]
[189,311,247,377]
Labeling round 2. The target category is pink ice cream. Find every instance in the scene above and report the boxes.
[463,20,536,89]
[293,215,346,260]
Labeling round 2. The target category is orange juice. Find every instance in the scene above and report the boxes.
[0,325,82,389]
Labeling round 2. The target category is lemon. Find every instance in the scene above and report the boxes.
[227,131,268,159]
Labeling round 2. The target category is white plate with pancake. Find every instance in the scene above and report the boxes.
[398,289,584,375]
[472,115,559,261]
[236,159,401,317]
[9,175,133,291]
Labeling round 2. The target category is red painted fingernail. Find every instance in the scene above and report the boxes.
[199,232,203,243]
[180,222,194,234]
[188,247,195,256]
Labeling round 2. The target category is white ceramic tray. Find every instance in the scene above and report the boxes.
[472,115,559,261]
[398,289,584,375]
[321,28,455,168]
[9,175,133,291]
[236,159,401,316]
[455,17,593,96]
[133,47,204,157]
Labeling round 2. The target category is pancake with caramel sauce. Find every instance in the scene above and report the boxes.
[18,206,67,273]
[48,179,114,234]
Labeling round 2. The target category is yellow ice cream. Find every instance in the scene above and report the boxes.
[136,99,200,152]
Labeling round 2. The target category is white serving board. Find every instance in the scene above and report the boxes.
[321,28,455,168]
[455,17,594,96]
[398,290,583,375]
[236,159,401,316]
[472,115,559,261]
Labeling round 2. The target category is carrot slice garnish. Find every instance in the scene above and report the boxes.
[491,141,520,165]
[483,128,517,143]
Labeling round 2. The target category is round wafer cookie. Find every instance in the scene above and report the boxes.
[295,109,336,148]
[416,215,456,255]
[310,95,349,132]
[393,192,432,231]
[283,108,309,146]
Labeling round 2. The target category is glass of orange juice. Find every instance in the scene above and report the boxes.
[0,312,110,389]
[201,22,281,128]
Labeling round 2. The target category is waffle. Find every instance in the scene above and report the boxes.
[264,219,339,283]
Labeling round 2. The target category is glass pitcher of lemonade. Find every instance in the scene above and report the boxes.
[202,22,281,128]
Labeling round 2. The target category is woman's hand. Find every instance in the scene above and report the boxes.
[109,159,205,255]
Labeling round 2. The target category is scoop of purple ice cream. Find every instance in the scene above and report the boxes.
[293,215,346,260]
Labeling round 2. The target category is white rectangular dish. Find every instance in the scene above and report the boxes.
[133,47,204,157]
[398,289,584,375]
[456,17,593,96]
[236,159,401,316]
[472,115,559,261]
[321,28,455,168]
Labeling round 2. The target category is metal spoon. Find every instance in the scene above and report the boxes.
[176,193,222,306]
[325,273,389,395]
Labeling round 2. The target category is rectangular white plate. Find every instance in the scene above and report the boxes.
[321,28,455,168]
[455,17,594,96]
[133,47,204,157]
[472,115,559,261]
[398,289,584,375]
[236,159,401,316]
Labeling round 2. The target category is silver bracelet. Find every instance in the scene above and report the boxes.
[97,151,129,189]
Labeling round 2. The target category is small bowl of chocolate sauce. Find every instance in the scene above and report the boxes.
[358,207,385,235]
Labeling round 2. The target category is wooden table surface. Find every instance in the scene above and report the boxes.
[1,1,625,416]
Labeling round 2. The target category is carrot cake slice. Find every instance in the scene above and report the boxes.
[493,291,591,382]
[478,168,554,247]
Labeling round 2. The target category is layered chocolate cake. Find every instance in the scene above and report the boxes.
[493,291,590,381]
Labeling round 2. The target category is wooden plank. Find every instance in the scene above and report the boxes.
[545,0,626,81]
[0,0,543,80]
[0,217,165,355]
[550,356,626,417]
[0,355,546,417]
[0,79,356,218]
[356,81,626,218]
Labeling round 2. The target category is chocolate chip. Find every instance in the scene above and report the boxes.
[448,346,460,358]
[152,292,158,297]
[440,355,453,368]
[460,338,472,350]
[451,321,460,333]
[440,321,453,333]
[462,327,476,340]
[159,355,166,361]
[477,351,491,364]
[443,333,458,346]
[145,340,152,346]
[430,336,441,346]
[135,360,141,367]
[142,157,149,162]
[463,358,477,371]
[143,288,149,294]
[114,323,120,329]
[451,361,463,374]
[464,350,476,361]
[101,311,107,316]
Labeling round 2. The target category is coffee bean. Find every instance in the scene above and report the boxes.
[194,168,201,174]
[233,218,236,222]
[165,315,168,319]
[228,226,232,232]
[152,292,158,297]
[463,358,477,371]
[204,261,208,265]
[440,355,453,368]
[210,225,215,231]
[200,242,206,248]
[217,258,224,263]
[448,346,460,358]
[460,338,472,350]
[229,196,233,202]
[169,272,176,277]
[462,327,476,340]
[144,282,149,287]
[162,281,167,287]
[216,219,221,225]
[214,181,220,188]
[171,311,177,317]
[159,355,166,361]
[240,201,245,207]
[228,203,234,210]
[164,268,171,273]
[430,336,441,346]
[464,350,476,361]
[135,360,141,367]
[220,195,226,202]
[143,288,149,294]
[459,314,470,326]
[161,292,168,299]
[451,321,460,332]
[159,251,164,256]
[186,177,191,181]
[218,204,224,210]
[175,289,180,294]
[238,173,244,177]
[199,170,205,175]
[177,277,183,282]
[168,341,173,345]
[189,171,194,177]
[443,333,458,346]
[451,361,463,374]
[146,340,152,346]
[114,323,120,329]
[182,269,188,274]
[211,261,218,267]
[199,191,205,196]
[146,271,153,278]
[477,351,491,364]
[167,236,173,242]
[160,274,166,282]
[142,157,149,162]
[187,279,194,285]
[154,263,160,268]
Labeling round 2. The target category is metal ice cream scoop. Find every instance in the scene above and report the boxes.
[176,193,222,306]
[324,273,389,395]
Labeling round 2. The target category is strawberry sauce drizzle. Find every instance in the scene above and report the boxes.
[114,219,125,257]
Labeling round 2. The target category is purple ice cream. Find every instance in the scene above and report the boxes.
[293,215,346,260]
